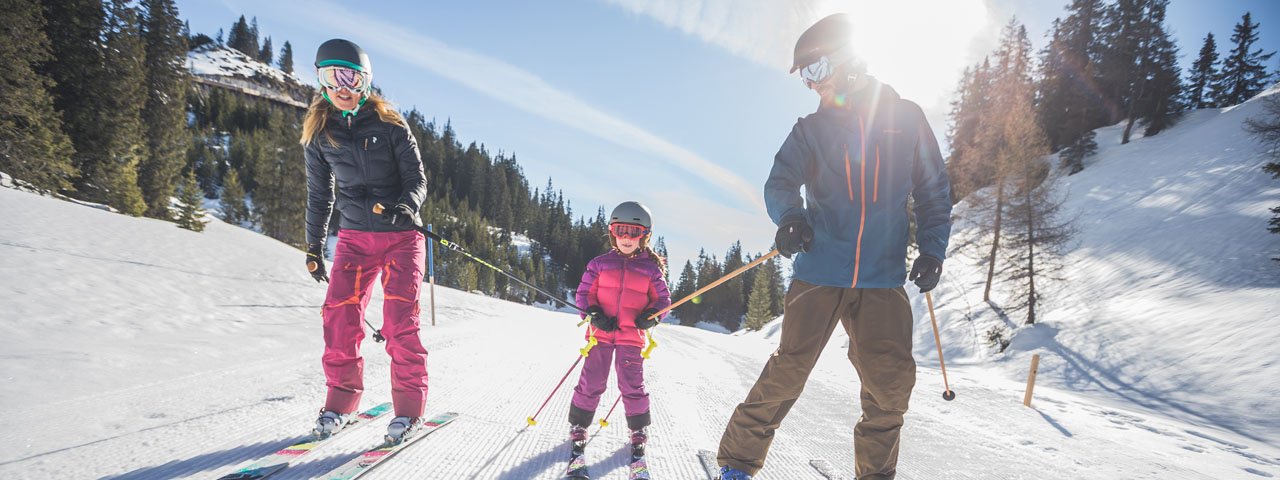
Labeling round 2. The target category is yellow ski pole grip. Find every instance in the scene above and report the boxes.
[642,329,657,359]
[580,335,598,357]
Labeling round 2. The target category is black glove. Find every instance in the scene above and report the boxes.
[586,305,618,332]
[635,308,660,330]
[381,203,418,228]
[775,215,814,258]
[909,255,943,293]
[306,243,329,283]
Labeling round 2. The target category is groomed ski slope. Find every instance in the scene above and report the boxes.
[1,179,1277,479]
[2,86,1280,480]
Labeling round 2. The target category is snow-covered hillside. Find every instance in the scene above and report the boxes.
[2,165,1279,478]
[929,86,1280,448]
[187,45,311,108]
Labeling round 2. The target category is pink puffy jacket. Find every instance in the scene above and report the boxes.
[576,249,672,347]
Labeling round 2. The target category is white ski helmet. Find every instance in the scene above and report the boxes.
[609,201,652,228]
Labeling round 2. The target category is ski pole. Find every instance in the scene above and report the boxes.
[308,254,387,342]
[372,203,588,316]
[597,393,622,428]
[638,249,781,358]
[925,291,956,401]
[526,354,584,426]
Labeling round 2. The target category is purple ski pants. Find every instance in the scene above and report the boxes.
[570,343,650,423]
[321,229,428,418]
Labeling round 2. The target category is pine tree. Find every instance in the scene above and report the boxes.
[90,1,148,215]
[220,166,249,226]
[0,0,77,191]
[1243,95,1280,241]
[672,260,698,326]
[1118,0,1181,142]
[1098,0,1145,125]
[654,236,670,286]
[744,261,774,331]
[717,241,746,330]
[40,0,104,188]
[1186,33,1220,109]
[278,40,294,74]
[175,170,206,231]
[259,36,273,64]
[215,27,223,45]
[250,112,307,245]
[139,0,190,219]
[766,255,785,317]
[227,15,256,57]
[1212,12,1275,106]
[1037,0,1107,159]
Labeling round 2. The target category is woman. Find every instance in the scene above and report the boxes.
[301,38,429,444]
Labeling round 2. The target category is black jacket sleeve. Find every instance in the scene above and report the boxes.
[304,141,335,246]
[393,122,427,212]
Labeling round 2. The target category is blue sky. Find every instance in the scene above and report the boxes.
[176,0,1278,270]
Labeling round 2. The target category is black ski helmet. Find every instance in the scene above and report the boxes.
[609,201,652,229]
[790,13,862,74]
[315,38,372,75]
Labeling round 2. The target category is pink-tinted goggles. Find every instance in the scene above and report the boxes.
[318,66,371,94]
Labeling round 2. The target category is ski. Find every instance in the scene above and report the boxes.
[628,454,650,480]
[696,450,719,480]
[809,458,847,480]
[321,411,460,480]
[563,451,590,479]
[216,402,393,480]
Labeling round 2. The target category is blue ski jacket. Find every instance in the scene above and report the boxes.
[765,79,952,289]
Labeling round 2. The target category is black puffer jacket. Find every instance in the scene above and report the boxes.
[304,105,427,246]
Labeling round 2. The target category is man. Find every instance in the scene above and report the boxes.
[715,13,952,480]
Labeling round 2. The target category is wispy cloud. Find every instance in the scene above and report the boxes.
[604,0,993,142]
[284,1,764,210]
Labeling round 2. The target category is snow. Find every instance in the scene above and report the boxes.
[2,92,1280,478]
[187,45,306,86]
[933,85,1280,453]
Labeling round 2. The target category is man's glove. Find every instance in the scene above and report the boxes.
[908,255,943,293]
[381,203,418,228]
[775,215,814,258]
[586,305,618,332]
[306,243,329,283]
[635,308,660,330]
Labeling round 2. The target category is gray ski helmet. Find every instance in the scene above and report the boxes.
[790,13,862,74]
[609,201,652,228]
[315,39,372,74]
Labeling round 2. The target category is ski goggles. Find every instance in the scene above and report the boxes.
[799,56,835,88]
[317,66,372,94]
[609,223,650,239]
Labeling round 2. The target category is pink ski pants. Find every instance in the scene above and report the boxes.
[321,229,428,417]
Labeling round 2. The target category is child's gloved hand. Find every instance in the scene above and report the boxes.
[635,308,660,330]
[586,305,618,332]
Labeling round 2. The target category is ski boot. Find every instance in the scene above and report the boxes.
[627,427,650,479]
[565,424,590,479]
[312,410,350,440]
[717,465,752,480]
[384,416,422,445]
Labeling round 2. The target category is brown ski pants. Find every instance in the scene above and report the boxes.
[717,280,915,479]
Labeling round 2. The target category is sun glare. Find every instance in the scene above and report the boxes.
[840,0,989,108]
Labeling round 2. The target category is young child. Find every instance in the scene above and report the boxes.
[567,201,671,474]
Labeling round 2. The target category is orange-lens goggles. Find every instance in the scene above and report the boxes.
[609,223,649,239]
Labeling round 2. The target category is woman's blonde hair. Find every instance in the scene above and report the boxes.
[300,91,406,147]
